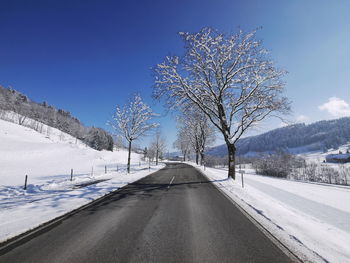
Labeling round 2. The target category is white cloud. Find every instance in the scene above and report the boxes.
[296,115,309,122]
[318,97,350,117]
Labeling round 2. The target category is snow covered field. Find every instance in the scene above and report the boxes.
[192,164,350,263]
[0,119,165,243]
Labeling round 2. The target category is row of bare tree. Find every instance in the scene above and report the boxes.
[144,131,167,165]
[152,27,290,179]
[109,27,291,178]
[173,109,215,165]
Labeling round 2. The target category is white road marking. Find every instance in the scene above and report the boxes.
[168,176,175,189]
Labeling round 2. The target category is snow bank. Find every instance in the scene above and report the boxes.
[191,164,350,263]
[0,165,164,243]
[0,118,165,243]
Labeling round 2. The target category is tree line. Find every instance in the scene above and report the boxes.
[0,85,113,151]
[207,117,350,157]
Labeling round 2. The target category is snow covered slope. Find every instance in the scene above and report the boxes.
[0,118,139,186]
[0,119,165,243]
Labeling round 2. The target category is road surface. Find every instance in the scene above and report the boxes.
[0,163,294,263]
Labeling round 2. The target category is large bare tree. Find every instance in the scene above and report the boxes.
[111,94,158,173]
[153,27,290,179]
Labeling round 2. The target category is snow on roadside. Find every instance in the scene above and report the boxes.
[0,118,166,243]
[191,163,350,263]
[0,118,140,186]
[0,164,165,243]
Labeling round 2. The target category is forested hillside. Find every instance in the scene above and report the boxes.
[0,86,113,151]
[208,118,350,156]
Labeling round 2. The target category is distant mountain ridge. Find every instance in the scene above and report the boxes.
[207,117,350,156]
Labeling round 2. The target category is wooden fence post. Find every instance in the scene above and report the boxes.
[70,169,73,181]
[24,175,28,190]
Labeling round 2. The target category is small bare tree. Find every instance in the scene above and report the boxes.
[195,112,216,165]
[111,94,158,173]
[147,144,156,162]
[177,109,215,165]
[173,128,191,162]
[153,27,290,179]
[150,130,166,165]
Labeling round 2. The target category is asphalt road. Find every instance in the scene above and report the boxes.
[0,163,294,263]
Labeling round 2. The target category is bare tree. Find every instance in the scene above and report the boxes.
[111,94,158,173]
[153,27,290,179]
[114,135,125,150]
[147,144,156,162]
[177,109,215,165]
[150,130,166,165]
[194,111,216,165]
[173,128,191,162]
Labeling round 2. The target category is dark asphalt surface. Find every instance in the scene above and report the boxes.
[0,163,293,263]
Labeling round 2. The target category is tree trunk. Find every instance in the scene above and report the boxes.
[227,143,236,179]
[200,152,204,165]
[156,149,159,165]
[127,140,132,173]
[196,151,199,165]
[183,153,186,162]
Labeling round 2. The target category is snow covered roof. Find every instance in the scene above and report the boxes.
[326,153,350,160]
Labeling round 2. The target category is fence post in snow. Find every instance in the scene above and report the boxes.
[241,172,244,188]
[70,169,73,181]
[24,175,28,190]
[105,165,107,174]
[238,169,245,188]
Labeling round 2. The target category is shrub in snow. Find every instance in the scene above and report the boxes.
[252,151,304,178]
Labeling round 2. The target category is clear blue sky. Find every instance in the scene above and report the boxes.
[1,0,350,149]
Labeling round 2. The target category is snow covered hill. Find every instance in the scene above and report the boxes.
[0,118,140,186]
[207,117,350,157]
[0,119,164,243]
